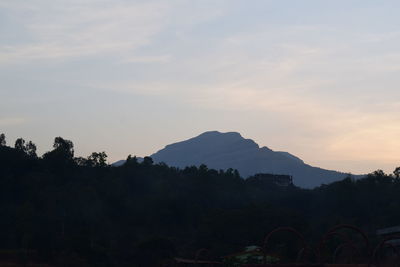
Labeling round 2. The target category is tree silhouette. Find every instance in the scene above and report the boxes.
[88,151,108,167]
[143,156,153,165]
[0,133,5,146]
[15,138,27,153]
[25,141,37,158]
[393,167,400,179]
[74,156,89,166]
[42,137,75,169]
[53,136,74,158]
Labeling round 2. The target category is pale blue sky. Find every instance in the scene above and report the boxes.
[1,0,400,174]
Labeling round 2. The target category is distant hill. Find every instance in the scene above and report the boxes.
[112,159,127,167]
[148,131,350,188]
[113,131,352,188]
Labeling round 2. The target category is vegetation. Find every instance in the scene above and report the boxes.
[0,133,399,266]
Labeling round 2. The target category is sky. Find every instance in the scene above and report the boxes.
[1,0,400,174]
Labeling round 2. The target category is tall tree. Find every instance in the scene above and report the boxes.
[26,141,37,158]
[88,152,108,167]
[15,138,26,152]
[394,167,400,179]
[0,133,5,146]
[53,137,74,158]
[143,156,153,165]
[42,137,75,168]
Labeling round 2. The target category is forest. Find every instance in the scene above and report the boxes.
[0,133,399,266]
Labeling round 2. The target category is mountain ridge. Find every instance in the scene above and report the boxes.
[115,131,352,188]
[150,131,352,188]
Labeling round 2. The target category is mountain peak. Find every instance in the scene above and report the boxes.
[197,131,243,139]
[154,131,259,157]
[194,131,257,147]
[150,131,347,188]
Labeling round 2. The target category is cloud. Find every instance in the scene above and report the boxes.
[0,0,171,63]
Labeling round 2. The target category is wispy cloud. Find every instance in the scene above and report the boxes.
[0,0,171,63]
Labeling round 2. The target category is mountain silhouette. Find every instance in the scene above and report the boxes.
[148,131,350,188]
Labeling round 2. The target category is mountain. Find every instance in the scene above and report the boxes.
[148,131,350,188]
[113,131,352,188]
[111,159,127,167]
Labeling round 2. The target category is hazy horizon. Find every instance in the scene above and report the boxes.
[2,1,400,174]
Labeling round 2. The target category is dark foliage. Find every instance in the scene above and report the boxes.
[0,135,399,266]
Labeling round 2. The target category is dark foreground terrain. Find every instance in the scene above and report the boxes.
[0,134,400,266]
